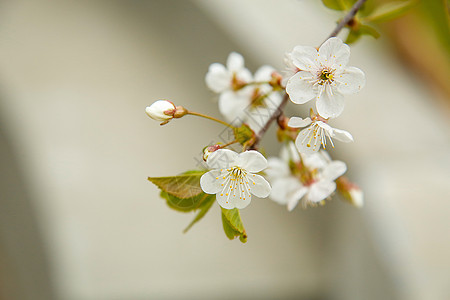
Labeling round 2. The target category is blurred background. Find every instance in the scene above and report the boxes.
[0,0,449,299]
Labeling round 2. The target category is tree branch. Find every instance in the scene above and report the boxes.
[325,0,368,41]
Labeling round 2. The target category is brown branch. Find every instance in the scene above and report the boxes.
[248,94,289,150]
[325,0,368,41]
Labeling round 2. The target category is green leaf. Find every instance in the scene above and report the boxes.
[345,24,380,44]
[148,170,207,199]
[321,0,355,11]
[364,0,417,23]
[183,194,216,233]
[160,191,211,212]
[345,29,362,44]
[360,24,380,38]
[233,124,255,146]
[221,208,247,243]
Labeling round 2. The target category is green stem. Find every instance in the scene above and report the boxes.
[187,111,235,129]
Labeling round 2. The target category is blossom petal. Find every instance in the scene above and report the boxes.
[307,180,336,203]
[200,170,225,194]
[205,63,230,93]
[237,150,268,173]
[336,66,365,95]
[266,157,290,179]
[295,126,320,154]
[227,52,245,72]
[254,65,275,82]
[269,177,298,204]
[316,85,345,119]
[248,174,271,198]
[287,186,308,211]
[318,37,350,67]
[321,161,347,181]
[286,71,316,104]
[332,128,353,142]
[288,117,312,128]
[206,149,238,170]
[290,45,319,71]
[218,90,250,124]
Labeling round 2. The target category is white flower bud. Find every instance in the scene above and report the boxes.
[203,144,221,161]
[349,188,364,208]
[145,100,176,122]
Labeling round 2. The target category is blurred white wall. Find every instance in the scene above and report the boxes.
[0,0,448,300]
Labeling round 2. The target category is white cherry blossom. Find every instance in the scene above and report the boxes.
[200,149,271,209]
[218,65,282,131]
[205,52,252,93]
[265,144,346,210]
[288,114,353,154]
[285,37,365,118]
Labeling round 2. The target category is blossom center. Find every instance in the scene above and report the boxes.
[229,166,247,179]
[318,68,335,85]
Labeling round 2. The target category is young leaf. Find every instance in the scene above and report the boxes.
[345,24,380,44]
[148,170,207,199]
[221,208,247,243]
[321,0,355,11]
[364,0,417,23]
[233,123,255,146]
[360,24,380,39]
[183,194,216,233]
[161,191,212,212]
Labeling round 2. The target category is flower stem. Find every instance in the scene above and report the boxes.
[325,0,368,42]
[187,111,235,128]
[220,140,238,149]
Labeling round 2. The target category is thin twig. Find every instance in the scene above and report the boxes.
[248,94,289,150]
[325,0,368,41]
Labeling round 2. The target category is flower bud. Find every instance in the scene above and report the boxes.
[336,176,364,208]
[203,144,221,161]
[146,100,176,124]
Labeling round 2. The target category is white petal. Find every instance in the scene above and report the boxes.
[321,161,347,181]
[237,150,268,173]
[287,186,308,211]
[318,37,350,67]
[266,157,290,179]
[235,68,253,83]
[302,152,327,170]
[295,126,321,154]
[254,65,275,82]
[200,170,225,194]
[269,177,299,204]
[316,85,345,119]
[216,191,250,209]
[218,90,250,124]
[206,149,238,170]
[205,63,230,93]
[227,52,245,72]
[332,128,353,142]
[286,71,316,104]
[217,173,254,209]
[336,66,366,95]
[290,45,319,71]
[248,174,271,198]
[288,117,312,128]
[307,180,336,203]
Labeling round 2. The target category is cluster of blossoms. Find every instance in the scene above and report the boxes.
[147,37,365,239]
[205,52,283,132]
